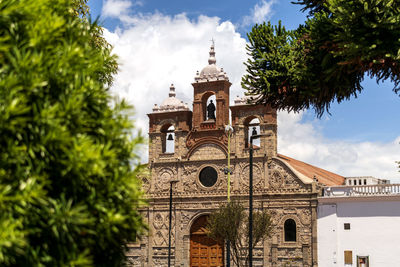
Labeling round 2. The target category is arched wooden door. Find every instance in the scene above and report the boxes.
[190,215,224,267]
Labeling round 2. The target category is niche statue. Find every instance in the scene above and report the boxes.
[207,100,216,120]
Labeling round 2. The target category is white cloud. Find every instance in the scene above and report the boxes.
[242,0,275,27]
[103,11,400,182]
[102,12,247,140]
[278,112,400,181]
[102,0,143,18]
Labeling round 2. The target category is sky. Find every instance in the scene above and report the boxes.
[88,0,400,182]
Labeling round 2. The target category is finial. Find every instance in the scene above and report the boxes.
[208,38,216,65]
[169,83,176,97]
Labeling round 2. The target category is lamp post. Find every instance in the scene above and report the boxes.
[224,125,234,267]
[248,132,265,267]
[168,179,178,267]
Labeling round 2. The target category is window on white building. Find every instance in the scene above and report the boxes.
[357,256,369,267]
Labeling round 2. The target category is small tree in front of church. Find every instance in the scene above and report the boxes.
[207,201,272,267]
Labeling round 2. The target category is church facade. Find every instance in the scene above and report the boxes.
[126,44,344,267]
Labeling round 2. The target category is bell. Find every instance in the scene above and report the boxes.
[251,127,257,136]
[167,133,174,140]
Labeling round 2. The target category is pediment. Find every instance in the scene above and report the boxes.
[269,158,311,191]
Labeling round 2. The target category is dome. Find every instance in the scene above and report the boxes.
[234,94,259,105]
[161,95,183,107]
[200,64,220,78]
[152,84,190,113]
[194,42,229,83]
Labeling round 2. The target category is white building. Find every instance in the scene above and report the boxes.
[318,184,400,267]
[345,176,390,186]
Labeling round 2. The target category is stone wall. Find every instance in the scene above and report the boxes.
[127,154,318,267]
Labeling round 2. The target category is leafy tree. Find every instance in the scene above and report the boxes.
[207,201,272,267]
[0,0,146,266]
[242,0,400,116]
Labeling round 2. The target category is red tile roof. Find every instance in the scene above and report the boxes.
[277,154,345,186]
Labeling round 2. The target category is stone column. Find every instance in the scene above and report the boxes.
[271,244,278,267]
[311,201,318,267]
[302,244,310,267]
[147,207,154,267]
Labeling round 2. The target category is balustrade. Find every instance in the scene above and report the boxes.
[322,184,400,197]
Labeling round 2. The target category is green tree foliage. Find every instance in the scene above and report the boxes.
[242,0,400,116]
[207,201,272,267]
[0,0,146,266]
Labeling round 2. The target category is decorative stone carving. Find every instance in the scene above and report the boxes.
[154,213,164,230]
[270,171,283,189]
[284,172,302,188]
[182,165,198,192]
[140,175,150,194]
[269,209,284,226]
[239,163,263,190]
[156,168,175,192]
[154,231,167,246]
[297,208,311,226]
[126,256,141,267]
[268,160,309,192]
[152,212,175,247]
[153,212,175,230]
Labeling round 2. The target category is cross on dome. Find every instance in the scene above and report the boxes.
[169,83,176,97]
[195,42,229,82]
[208,38,216,65]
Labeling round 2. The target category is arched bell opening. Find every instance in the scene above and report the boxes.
[161,124,175,153]
[244,117,260,148]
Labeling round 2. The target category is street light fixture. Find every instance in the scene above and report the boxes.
[168,179,179,267]
[248,133,266,267]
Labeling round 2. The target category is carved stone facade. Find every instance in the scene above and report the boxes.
[127,44,343,266]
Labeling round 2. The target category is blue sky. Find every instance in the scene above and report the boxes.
[88,0,400,180]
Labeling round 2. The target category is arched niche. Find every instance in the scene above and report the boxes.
[201,92,216,122]
[278,215,301,244]
[284,219,297,242]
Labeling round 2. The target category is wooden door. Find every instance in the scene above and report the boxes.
[190,216,224,267]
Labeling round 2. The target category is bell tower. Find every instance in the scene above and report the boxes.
[148,84,192,162]
[185,43,232,159]
[192,43,231,131]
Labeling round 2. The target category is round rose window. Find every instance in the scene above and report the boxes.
[199,166,218,187]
